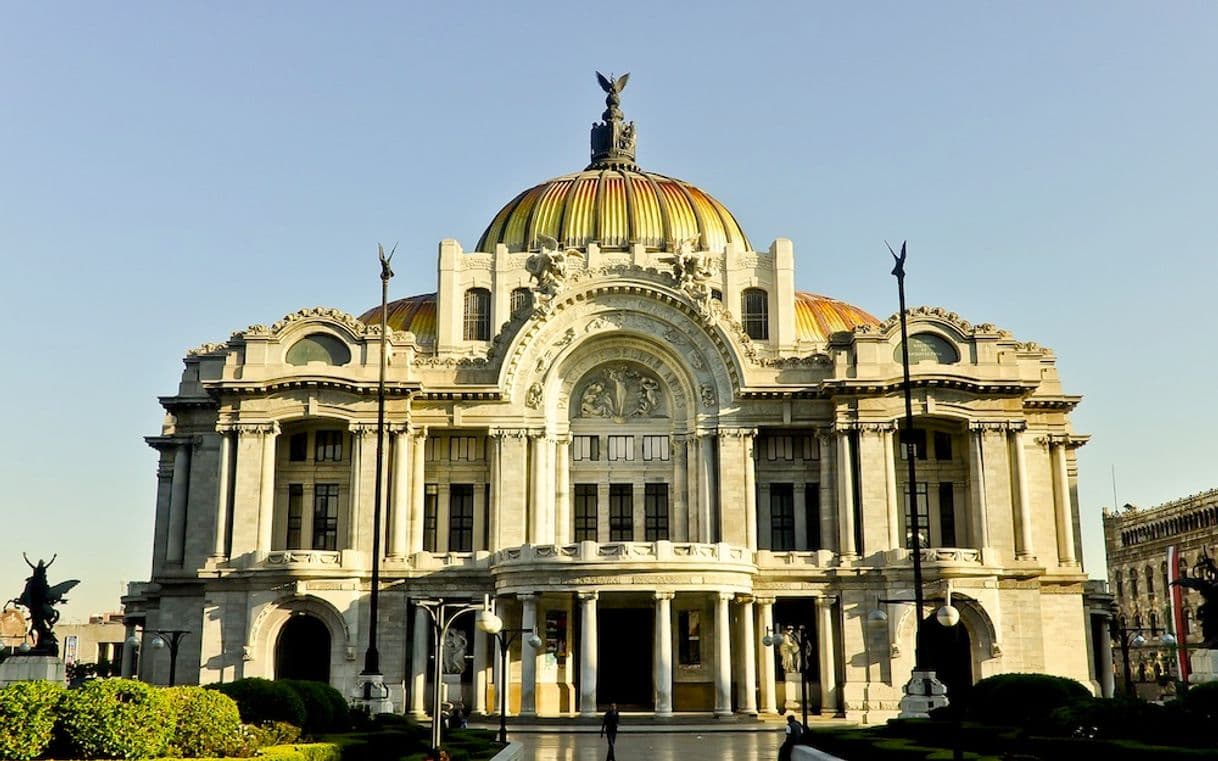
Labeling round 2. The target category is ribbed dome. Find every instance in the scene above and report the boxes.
[476,167,750,254]
[358,293,436,342]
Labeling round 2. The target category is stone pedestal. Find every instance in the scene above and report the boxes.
[1189,649,1218,685]
[442,674,464,710]
[783,675,804,713]
[0,655,65,687]
[350,673,394,716]
[898,669,950,718]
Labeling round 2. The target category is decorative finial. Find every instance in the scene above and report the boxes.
[589,71,637,169]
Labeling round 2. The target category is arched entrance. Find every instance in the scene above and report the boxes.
[917,614,972,701]
[275,613,331,683]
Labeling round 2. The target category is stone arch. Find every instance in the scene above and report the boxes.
[246,594,351,680]
[890,591,1001,671]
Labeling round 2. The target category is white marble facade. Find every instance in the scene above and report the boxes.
[125,84,1100,723]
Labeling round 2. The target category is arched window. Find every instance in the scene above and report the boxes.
[286,333,351,366]
[895,332,960,364]
[1129,570,1139,597]
[1149,612,1159,634]
[1115,577,1124,599]
[510,287,532,316]
[463,288,491,341]
[741,288,769,340]
[1146,566,1156,597]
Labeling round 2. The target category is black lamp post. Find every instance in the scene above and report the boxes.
[763,623,813,729]
[483,625,542,744]
[140,629,189,686]
[1109,612,1174,698]
[415,597,497,752]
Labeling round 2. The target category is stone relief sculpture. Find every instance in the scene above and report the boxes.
[442,629,468,674]
[779,626,801,674]
[526,234,573,305]
[7,554,79,656]
[699,384,717,408]
[525,382,544,409]
[576,366,665,419]
[665,237,715,312]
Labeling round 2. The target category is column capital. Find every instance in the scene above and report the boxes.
[815,595,836,609]
[489,426,534,440]
[226,421,280,436]
[516,591,538,602]
[753,595,776,606]
[718,427,758,440]
[654,591,675,602]
[348,421,381,436]
[716,591,735,602]
[577,590,599,602]
[858,422,896,434]
[734,593,755,606]
[969,420,1021,433]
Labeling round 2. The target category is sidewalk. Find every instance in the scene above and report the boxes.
[467,712,857,734]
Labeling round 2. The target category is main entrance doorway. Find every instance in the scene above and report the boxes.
[275,614,331,683]
[917,614,972,701]
[597,608,654,710]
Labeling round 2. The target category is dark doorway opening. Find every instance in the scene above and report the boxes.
[598,608,654,710]
[917,614,972,701]
[275,614,331,683]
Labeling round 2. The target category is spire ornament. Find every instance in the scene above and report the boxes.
[589,71,637,169]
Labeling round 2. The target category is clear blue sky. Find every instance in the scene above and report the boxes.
[2,2,1215,621]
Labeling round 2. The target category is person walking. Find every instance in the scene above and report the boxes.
[778,713,804,761]
[600,703,621,761]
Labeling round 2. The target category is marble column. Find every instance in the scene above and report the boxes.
[409,428,427,554]
[700,434,717,542]
[1052,440,1078,565]
[883,428,900,550]
[968,427,990,549]
[529,435,544,544]
[579,591,599,717]
[389,427,412,557]
[256,424,279,554]
[166,440,192,565]
[673,435,689,541]
[519,593,538,716]
[816,596,837,715]
[685,437,702,542]
[1099,617,1116,697]
[836,430,857,557]
[714,591,732,716]
[744,432,758,551]
[654,592,674,716]
[1011,428,1034,559]
[473,627,489,714]
[756,597,777,714]
[818,432,836,553]
[555,436,571,545]
[410,604,429,717]
[211,430,232,559]
[120,622,137,677]
[738,596,758,714]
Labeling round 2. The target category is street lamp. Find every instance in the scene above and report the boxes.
[475,607,541,744]
[126,629,189,686]
[762,623,812,729]
[414,596,496,752]
[1109,612,1175,698]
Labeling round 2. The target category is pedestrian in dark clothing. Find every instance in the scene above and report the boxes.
[778,714,803,761]
[600,703,620,761]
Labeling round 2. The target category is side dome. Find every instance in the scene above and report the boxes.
[794,291,880,342]
[358,293,436,344]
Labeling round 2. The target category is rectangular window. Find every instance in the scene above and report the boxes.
[288,433,308,462]
[463,288,491,341]
[448,484,474,552]
[904,482,930,549]
[311,483,339,550]
[607,435,634,461]
[933,431,953,461]
[801,435,819,461]
[805,483,821,550]
[609,484,633,541]
[287,484,304,549]
[574,484,598,542]
[899,429,927,461]
[315,430,343,462]
[766,436,794,461]
[679,610,701,665]
[571,435,600,462]
[449,436,481,461]
[770,483,795,550]
[938,482,956,547]
[423,485,438,552]
[641,435,670,462]
[510,287,532,316]
[644,483,669,541]
[742,289,770,340]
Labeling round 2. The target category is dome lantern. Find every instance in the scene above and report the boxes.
[588,71,638,170]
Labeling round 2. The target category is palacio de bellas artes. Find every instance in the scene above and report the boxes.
[123,73,1106,724]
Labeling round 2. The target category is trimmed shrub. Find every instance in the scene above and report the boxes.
[206,677,307,727]
[57,677,174,759]
[1182,680,1218,723]
[0,680,63,761]
[279,680,350,734]
[163,685,244,757]
[256,743,343,761]
[964,672,1091,726]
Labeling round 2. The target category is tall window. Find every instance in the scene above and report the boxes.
[607,435,634,461]
[804,483,821,550]
[938,482,957,546]
[905,483,929,548]
[678,610,701,665]
[609,484,633,541]
[289,433,308,462]
[642,435,670,461]
[1130,570,1138,597]
[742,288,769,340]
[315,430,343,461]
[311,484,339,550]
[933,432,953,460]
[463,288,491,341]
[770,483,795,550]
[423,485,438,552]
[448,484,474,552]
[572,436,600,461]
[574,484,598,541]
[899,429,927,460]
[644,483,669,541]
[510,287,532,315]
[287,484,304,548]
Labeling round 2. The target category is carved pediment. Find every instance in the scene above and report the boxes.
[574,364,667,420]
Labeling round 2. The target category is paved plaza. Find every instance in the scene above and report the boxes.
[517,729,786,761]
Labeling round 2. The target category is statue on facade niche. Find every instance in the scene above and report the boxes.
[442,629,468,674]
[665,237,714,307]
[526,234,572,300]
[779,626,802,674]
[1172,547,1218,649]
[7,554,79,656]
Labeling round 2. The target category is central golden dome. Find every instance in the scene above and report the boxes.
[476,72,750,254]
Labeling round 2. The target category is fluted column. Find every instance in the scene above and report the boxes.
[744,432,758,551]
[389,427,412,557]
[816,596,837,715]
[579,591,599,717]
[968,426,990,549]
[1012,428,1034,559]
[555,436,570,545]
[700,434,718,542]
[409,428,427,554]
[519,593,538,716]
[818,432,836,552]
[166,440,192,564]
[488,431,502,550]
[1052,439,1078,565]
[410,604,429,717]
[256,424,279,554]
[836,429,856,557]
[211,430,233,559]
[654,591,674,716]
[756,597,777,714]
[883,427,900,550]
[673,435,689,541]
[714,591,732,716]
[738,595,757,714]
[473,627,489,714]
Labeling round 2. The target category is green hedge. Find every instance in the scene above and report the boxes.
[162,686,245,758]
[254,742,343,761]
[206,678,307,728]
[964,672,1091,726]
[57,678,174,759]
[278,681,350,735]
[0,680,64,761]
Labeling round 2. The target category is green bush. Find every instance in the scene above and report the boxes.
[0,680,64,761]
[250,742,342,761]
[57,677,174,759]
[162,685,244,757]
[964,672,1091,726]
[1182,681,1218,723]
[206,677,307,728]
[279,680,350,734]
